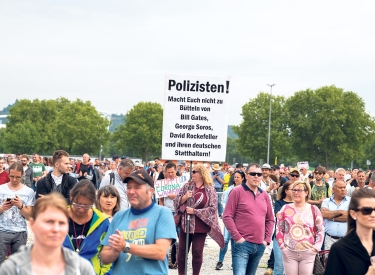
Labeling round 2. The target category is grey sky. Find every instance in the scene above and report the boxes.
[1,0,374,125]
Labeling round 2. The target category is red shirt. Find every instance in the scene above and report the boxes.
[0,170,10,185]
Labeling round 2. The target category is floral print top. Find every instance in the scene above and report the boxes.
[276,203,324,251]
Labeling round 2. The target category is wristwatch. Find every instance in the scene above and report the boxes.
[123,242,131,253]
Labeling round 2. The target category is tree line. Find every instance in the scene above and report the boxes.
[1,85,374,169]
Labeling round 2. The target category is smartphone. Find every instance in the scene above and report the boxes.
[6,198,12,201]
[371,256,375,265]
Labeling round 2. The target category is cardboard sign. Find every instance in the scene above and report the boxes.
[154,175,190,199]
[162,74,230,161]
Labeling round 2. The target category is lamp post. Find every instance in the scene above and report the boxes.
[266,84,275,164]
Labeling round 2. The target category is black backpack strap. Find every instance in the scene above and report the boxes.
[325,182,330,197]
[45,177,52,194]
[110,173,115,185]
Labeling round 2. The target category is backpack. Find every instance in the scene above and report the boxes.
[109,172,115,185]
[168,241,178,269]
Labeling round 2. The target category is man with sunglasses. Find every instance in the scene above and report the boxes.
[223,163,274,275]
[36,150,77,203]
[0,162,34,263]
[308,166,330,209]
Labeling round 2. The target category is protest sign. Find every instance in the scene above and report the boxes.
[162,74,230,161]
[155,174,190,199]
[297,161,310,170]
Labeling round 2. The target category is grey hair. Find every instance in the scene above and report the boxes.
[119,158,135,169]
[335,168,346,174]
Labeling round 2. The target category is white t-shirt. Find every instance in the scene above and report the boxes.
[51,173,63,186]
[0,184,35,232]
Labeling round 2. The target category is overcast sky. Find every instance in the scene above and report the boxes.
[1,0,374,125]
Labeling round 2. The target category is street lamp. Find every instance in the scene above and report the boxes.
[266,84,276,164]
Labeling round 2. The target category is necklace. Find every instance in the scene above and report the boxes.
[72,217,88,253]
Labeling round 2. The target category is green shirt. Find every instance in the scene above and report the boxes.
[29,162,46,177]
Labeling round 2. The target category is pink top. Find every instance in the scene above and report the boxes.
[276,203,324,251]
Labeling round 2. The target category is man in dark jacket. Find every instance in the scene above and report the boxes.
[36,150,76,203]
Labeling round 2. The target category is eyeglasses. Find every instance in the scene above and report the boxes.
[72,203,92,210]
[355,207,375,215]
[247,172,262,177]
[292,189,306,193]
[290,174,300,178]
[9,175,22,180]
[192,170,199,174]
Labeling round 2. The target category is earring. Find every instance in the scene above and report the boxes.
[354,217,356,220]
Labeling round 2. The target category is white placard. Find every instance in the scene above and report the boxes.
[162,74,229,161]
[297,161,310,170]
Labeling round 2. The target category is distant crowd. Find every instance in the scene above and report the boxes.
[1,152,375,275]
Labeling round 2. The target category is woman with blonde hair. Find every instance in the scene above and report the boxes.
[0,193,95,274]
[174,164,224,275]
[276,180,324,275]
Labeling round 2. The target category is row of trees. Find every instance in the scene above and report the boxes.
[234,85,375,168]
[1,85,374,169]
[0,98,110,155]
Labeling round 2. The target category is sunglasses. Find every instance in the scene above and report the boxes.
[355,207,375,215]
[314,172,323,175]
[192,170,199,174]
[290,174,300,178]
[280,172,285,174]
[247,172,262,177]
[72,203,92,210]
[9,175,22,180]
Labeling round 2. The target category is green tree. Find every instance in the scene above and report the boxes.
[0,128,6,152]
[4,99,59,154]
[3,98,110,156]
[233,92,291,165]
[56,99,110,155]
[112,102,163,162]
[285,85,375,168]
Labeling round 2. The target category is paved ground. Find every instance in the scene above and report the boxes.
[26,220,270,275]
[168,219,270,275]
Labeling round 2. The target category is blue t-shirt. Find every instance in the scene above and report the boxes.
[101,204,176,275]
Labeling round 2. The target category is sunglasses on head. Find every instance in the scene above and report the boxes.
[290,174,299,178]
[247,172,262,177]
[355,207,375,215]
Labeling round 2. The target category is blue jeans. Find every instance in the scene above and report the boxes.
[218,226,231,262]
[216,188,223,216]
[273,236,284,275]
[232,240,266,275]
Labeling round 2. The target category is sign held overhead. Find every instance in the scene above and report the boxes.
[162,74,229,161]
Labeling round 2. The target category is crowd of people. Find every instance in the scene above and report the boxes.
[1,151,375,275]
